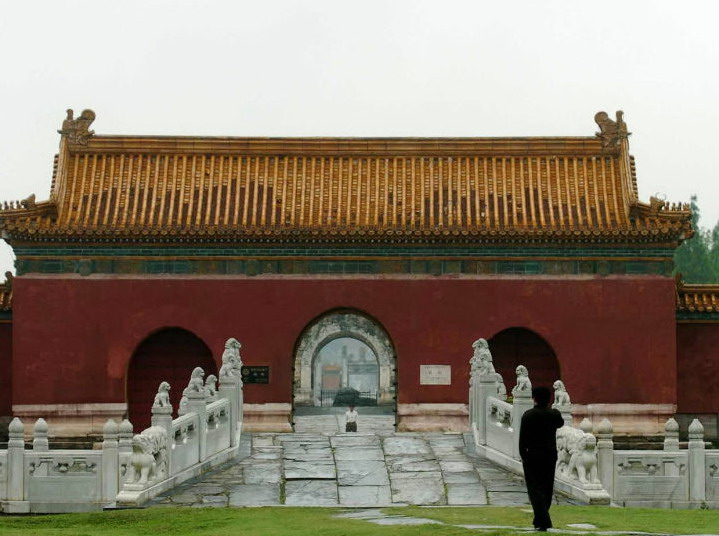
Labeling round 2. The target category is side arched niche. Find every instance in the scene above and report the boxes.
[127,327,217,431]
[488,327,560,392]
[293,310,396,406]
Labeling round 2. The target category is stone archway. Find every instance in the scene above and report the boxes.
[293,311,396,406]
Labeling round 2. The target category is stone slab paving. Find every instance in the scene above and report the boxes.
[285,480,338,506]
[153,418,561,508]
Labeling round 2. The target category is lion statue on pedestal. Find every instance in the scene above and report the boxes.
[127,426,169,485]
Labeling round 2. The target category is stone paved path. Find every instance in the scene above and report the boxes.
[153,415,577,508]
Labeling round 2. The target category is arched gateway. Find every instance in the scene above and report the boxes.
[293,311,396,407]
[127,328,217,431]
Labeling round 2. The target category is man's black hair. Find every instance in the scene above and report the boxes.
[532,386,551,407]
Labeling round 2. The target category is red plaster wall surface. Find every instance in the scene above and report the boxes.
[676,323,719,413]
[12,275,677,408]
[0,322,11,416]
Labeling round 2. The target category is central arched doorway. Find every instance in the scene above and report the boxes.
[488,327,560,392]
[293,310,396,409]
[127,327,217,431]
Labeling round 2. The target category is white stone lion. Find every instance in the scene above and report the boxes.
[552,380,571,407]
[512,365,531,396]
[556,426,599,484]
[127,426,169,485]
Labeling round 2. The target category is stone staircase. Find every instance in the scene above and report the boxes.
[153,416,542,507]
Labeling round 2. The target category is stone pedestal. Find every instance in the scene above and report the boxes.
[101,420,119,502]
[595,418,614,498]
[511,391,533,460]
[3,418,29,512]
[687,419,706,502]
[185,391,208,460]
[219,376,243,446]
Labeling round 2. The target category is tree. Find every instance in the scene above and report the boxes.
[673,196,718,283]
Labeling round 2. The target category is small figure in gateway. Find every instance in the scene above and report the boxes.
[345,405,358,432]
[519,386,564,531]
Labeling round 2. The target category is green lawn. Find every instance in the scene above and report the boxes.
[0,506,717,536]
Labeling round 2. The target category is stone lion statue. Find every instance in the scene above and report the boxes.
[511,365,531,396]
[556,427,599,485]
[495,373,507,401]
[219,338,243,379]
[186,367,205,393]
[552,380,571,407]
[205,374,218,401]
[127,426,169,486]
[152,381,171,408]
[471,338,495,378]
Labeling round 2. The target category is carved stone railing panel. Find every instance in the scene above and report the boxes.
[205,399,231,457]
[706,452,719,502]
[0,451,7,500]
[25,451,103,505]
[612,451,689,504]
[170,413,200,474]
[485,396,514,456]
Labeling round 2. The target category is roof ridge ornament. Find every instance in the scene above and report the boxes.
[594,110,630,150]
[57,108,96,145]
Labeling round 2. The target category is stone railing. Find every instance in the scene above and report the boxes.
[468,338,611,505]
[0,339,246,513]
[468,337,719,508]
[592,417,719,508]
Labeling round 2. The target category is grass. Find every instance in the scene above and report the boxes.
[392,505,719,534]
[0,506,717,536]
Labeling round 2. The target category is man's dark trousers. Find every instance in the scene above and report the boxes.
[522,449,557,530]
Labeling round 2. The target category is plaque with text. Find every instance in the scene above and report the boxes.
[241,366,270,384]
[420,365,451,385]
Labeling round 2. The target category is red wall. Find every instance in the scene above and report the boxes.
[677,323,719,413]
[12,275,678,408]
[0,321,11,416]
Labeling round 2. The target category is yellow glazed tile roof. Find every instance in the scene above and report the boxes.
[0,110,692,246]
[676,281,719,313]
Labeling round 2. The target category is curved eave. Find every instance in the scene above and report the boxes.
[1,220,691,247]
[677,284,719,314]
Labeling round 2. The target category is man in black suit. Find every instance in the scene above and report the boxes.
[519,386,564,531]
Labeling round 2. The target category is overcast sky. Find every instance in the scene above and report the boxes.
[1,1,718,275]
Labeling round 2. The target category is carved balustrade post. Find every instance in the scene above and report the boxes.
[151,404,173,434]
[595,418,614,498]
[663,417,680,452]
[7,418,26,504]
[118,420,133,454]
[219,375,242,448]
[186,389,208,461]
[101,420,119,502]
[475,374,499,446]
[511,389,533,460]
[33,418,49,451]
[687,418,706,503]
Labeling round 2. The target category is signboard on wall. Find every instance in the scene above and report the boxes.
[419,365,451,385]
[241,366,270,384]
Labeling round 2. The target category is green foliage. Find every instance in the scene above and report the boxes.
[673,196,719,283]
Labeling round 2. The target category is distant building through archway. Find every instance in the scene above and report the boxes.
[293,310,396,408]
